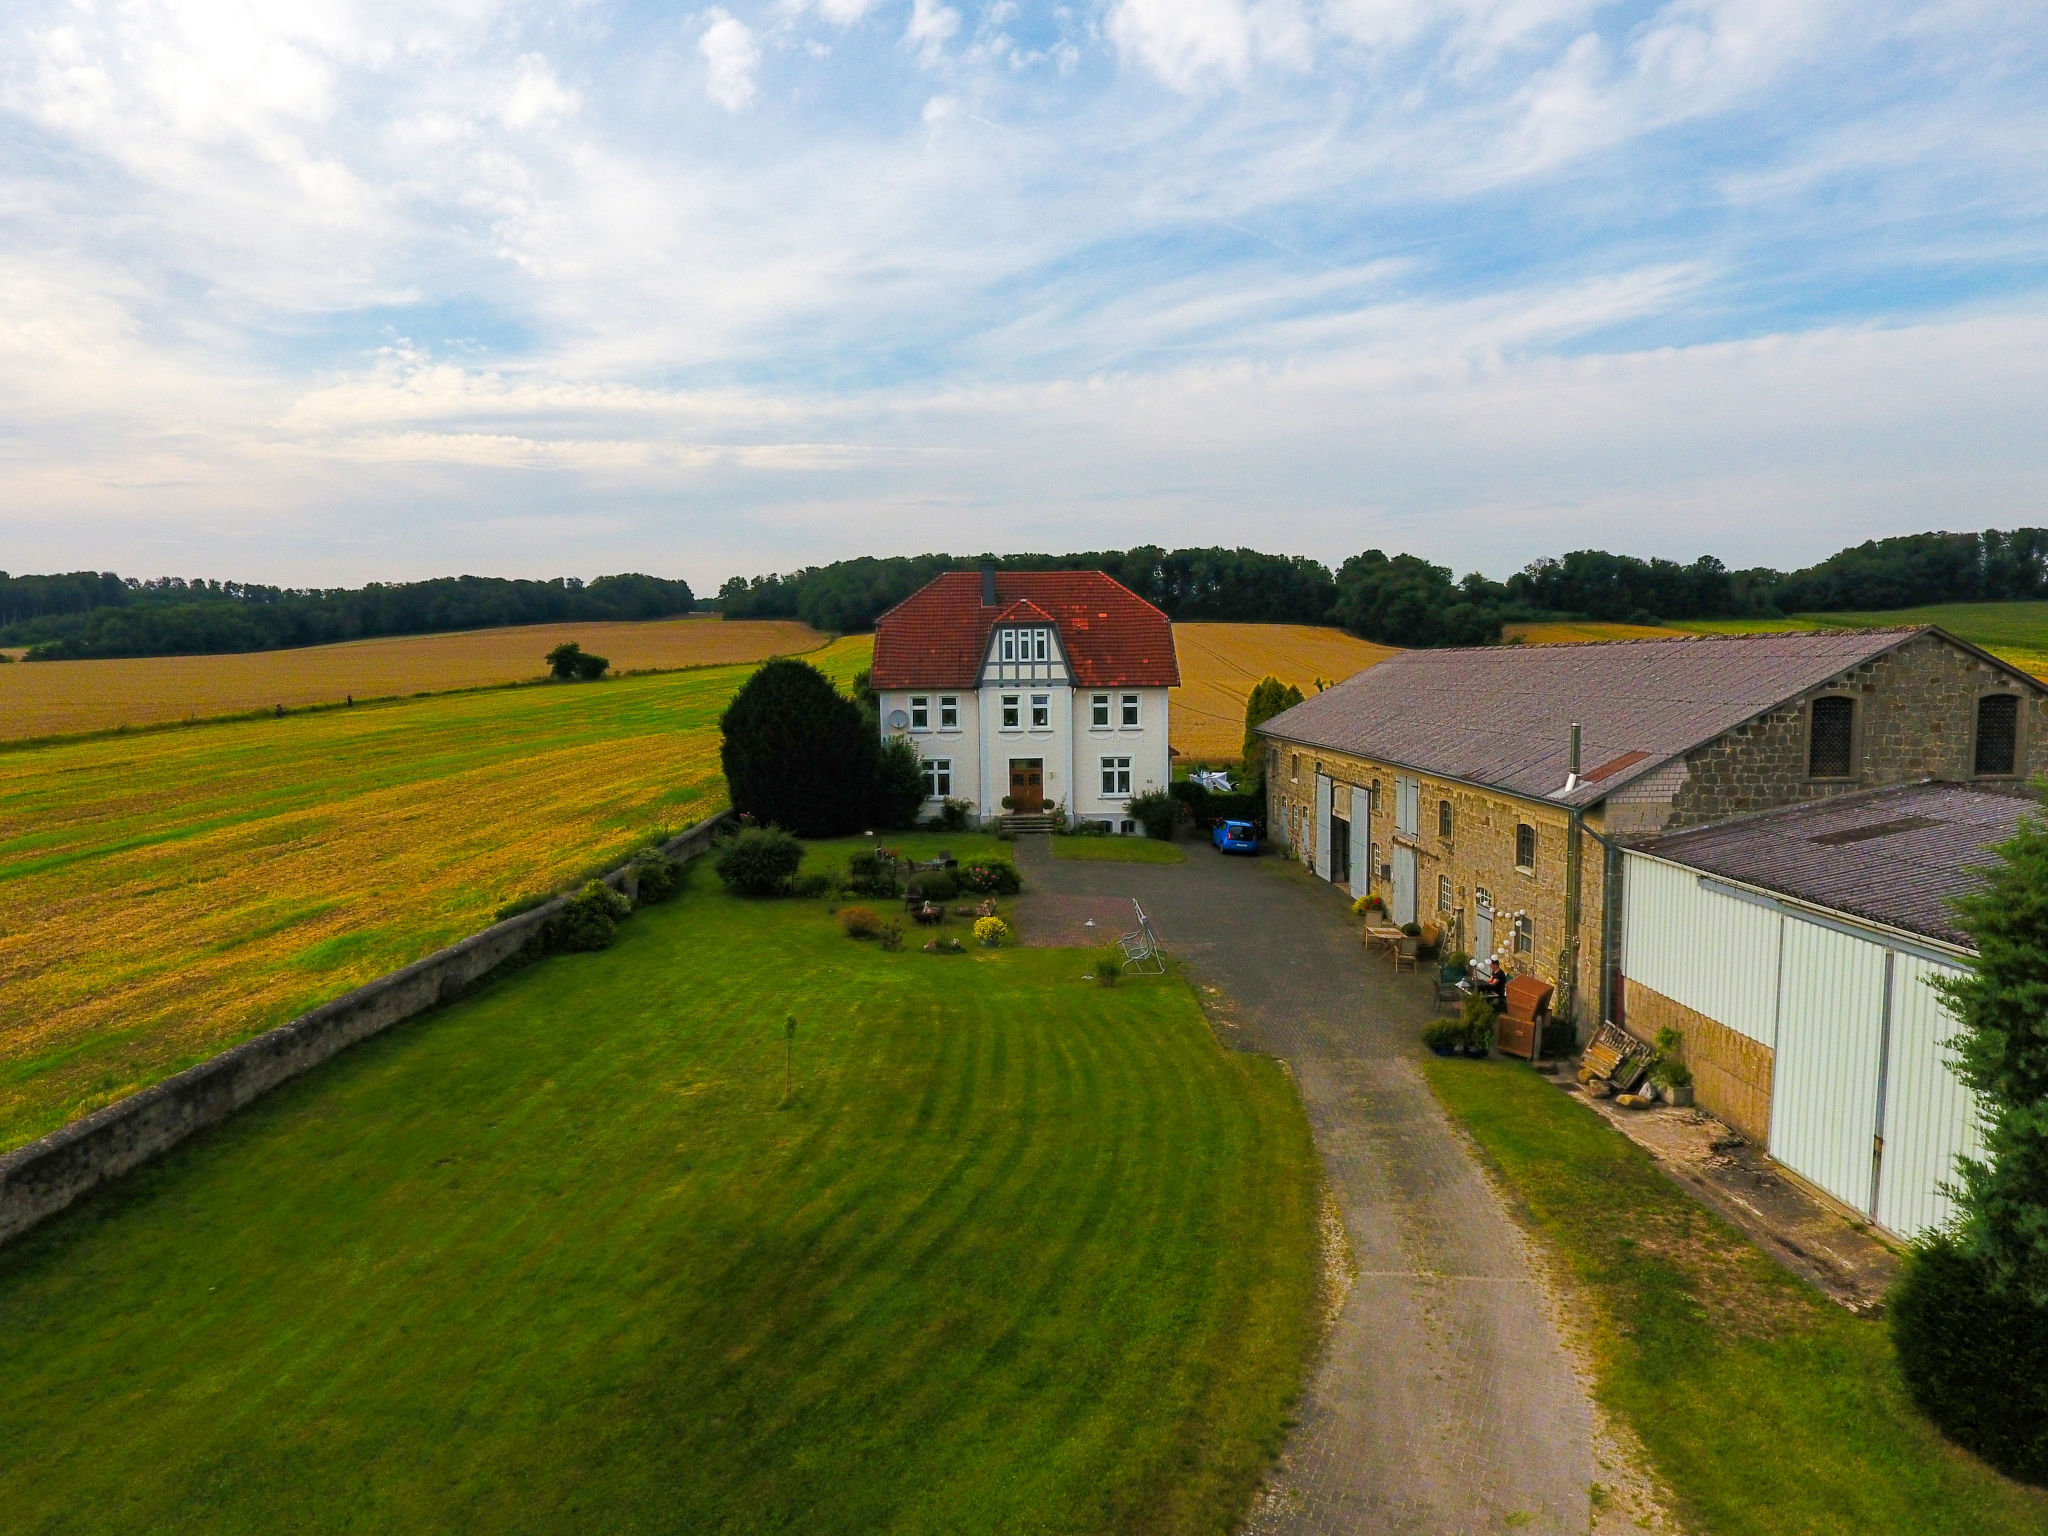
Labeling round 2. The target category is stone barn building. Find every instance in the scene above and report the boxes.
[1256,627,2048,1034]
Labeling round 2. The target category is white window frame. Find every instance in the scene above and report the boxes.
[1001,631,1016,663]
[1034,629,1050,662]
[938,695,958,730]
[1513,914,1533,953]
[1030,694,1050,729]
[909,696,928,731]
[1121,694,1140,728]
[922,758,952,800]
[1438,875,1452,912]
[1091,693,1110,729]
[1514,822,1537,874]
[1101,756,1132,797]
[1001,694,1020,730]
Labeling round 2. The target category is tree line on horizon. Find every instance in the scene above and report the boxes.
[716,527,2048,647]
[0,572,697,661]
[8,525,2048,661]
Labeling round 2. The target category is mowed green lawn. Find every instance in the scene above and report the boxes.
[0,853,1322,1536]
[1050,835,1187,865]
[1425,1059,2048,1535]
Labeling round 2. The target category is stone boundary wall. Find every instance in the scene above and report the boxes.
[0,810,731,1250]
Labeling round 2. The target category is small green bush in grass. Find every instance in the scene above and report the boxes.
[553,880,631,951]
[714,825,805,896]
[792,871,835,898]
[959,860,1021,896]
[1095,945,1123,985]
[907,870,959,903]
[845,849,901,898]
[839,906,883,939]
[631,854,679,904]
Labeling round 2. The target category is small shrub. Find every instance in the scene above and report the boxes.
[924,798,972,832]
[1095,944,1123,985]
[1892,1235,2048,1484]
[1423,1016,1465,1054]
[1440,948,1470,974]
[1128,789,1177,840]
[844,848,901,898]
[974,916,1008,947]
[878,921,905,952]
[792,871,835,898]
[911,869,959,902]
[545,641,610,680]
[715,825,804,896]
[871,735,927,831]
[554,880,630,951]
[1458,994,1497,1052]
[494,892,554,924]
[631,853,679,904]
[839,905,883,939]
[959,860,1022,896]
[1400,921,1421,937]
[995,827,1017,843]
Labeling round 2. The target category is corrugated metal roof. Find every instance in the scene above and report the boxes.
[1635,781,2037,946]
[1258,629,1926,807]
[871,571,1180,689]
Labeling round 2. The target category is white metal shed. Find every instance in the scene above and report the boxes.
[1617,784,2026,1241]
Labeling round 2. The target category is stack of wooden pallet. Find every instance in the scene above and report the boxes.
[1577,1021,1652,1095]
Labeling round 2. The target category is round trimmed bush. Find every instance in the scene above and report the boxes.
[632,853,679,904]
[719,660,876,838]
[1891,1236,2048,1484]
[909,869,959,903]
[839,905,883,939]
[553,880,631,952]
[714,825,805,896]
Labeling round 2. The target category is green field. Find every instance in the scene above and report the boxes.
[0,850,1322,1535]
[1051,835,1188,865]
[1673,602,2048,676]
[0,639,869,1153]
[1426,1058,2048,1535]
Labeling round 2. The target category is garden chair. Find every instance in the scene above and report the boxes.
[1391,936,1418,973]
[1118,902,1166,975]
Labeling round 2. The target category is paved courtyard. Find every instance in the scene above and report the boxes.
[1017,836,1597,1535]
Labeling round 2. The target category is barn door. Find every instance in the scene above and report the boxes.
[1392,846,1418,927]
[1874,953,1982,1240]
[1769,919,1888,1216]
[1347,786,1368,896]
[1313,774,1333,881]
[1474,888,1493,962]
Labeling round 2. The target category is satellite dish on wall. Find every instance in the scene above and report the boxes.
[888,709,909,729]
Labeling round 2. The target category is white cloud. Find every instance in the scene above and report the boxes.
[906,0,962,65]
[699,10,761,112]
[785,0,886,23]
[1105,0,1313,90]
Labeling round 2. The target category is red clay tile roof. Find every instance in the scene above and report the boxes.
[872,571,1180,689]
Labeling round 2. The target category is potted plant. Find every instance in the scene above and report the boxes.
[1458,994,1496,1057]
[1649,1026,1695,1106]
[1439,948,1470,984]
[1422,1017,1464,1056]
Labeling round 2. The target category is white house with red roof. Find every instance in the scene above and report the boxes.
[870,568,1180,829]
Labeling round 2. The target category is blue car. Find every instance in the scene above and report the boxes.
[1212,819,1259,855]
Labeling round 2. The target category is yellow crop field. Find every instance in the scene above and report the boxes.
[0,617,828,741]
[1170,623,1396,762]
[0,637,872,1153]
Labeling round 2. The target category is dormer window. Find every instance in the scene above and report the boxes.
[1000,631,1016,663]
[1033,629,1049,662]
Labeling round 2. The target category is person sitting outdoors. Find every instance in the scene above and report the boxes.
[1478,960,1509,1004]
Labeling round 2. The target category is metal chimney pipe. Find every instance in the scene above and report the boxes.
[1562,722,1582,794]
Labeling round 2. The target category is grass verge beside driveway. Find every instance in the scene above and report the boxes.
[1423,1057,2048,1535]
[1050,836,1187,864]
[1,857,1321,1536]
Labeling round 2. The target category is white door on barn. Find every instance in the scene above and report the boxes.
[1474,888,1493,961]
[1770,919,1889,1216]
[1392,846,1418,927]
[1313,773,1333,881]
[1875,952,1982,1240]
[1347,786,1368,897]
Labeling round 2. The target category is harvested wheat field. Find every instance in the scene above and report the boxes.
[0,617,828,741]
[1502,620,1695,644]
[0,636,872,1152]
[1170,623,1395,761]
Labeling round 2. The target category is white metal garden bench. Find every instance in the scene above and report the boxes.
[1118,903,1165,974]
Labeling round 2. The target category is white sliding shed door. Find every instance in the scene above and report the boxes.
[1392,846,1418,927]
[1313,774,1332,881]
[1347,786,1368,896]
[1770,920,1888,1215]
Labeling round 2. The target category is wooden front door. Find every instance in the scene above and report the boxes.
[1009,760,1044,813]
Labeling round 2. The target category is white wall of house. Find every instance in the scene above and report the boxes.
[1070,686,1171,829]
[878,688,981,816]
[1621,849,1981,1239]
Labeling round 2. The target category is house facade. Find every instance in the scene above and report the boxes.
[870,569,1179,828]
[1259,627,2048,1032]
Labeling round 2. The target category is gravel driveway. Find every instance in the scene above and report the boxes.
[1017,837,1597,1535]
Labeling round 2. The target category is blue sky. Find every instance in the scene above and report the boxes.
[1,0,2043,591]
